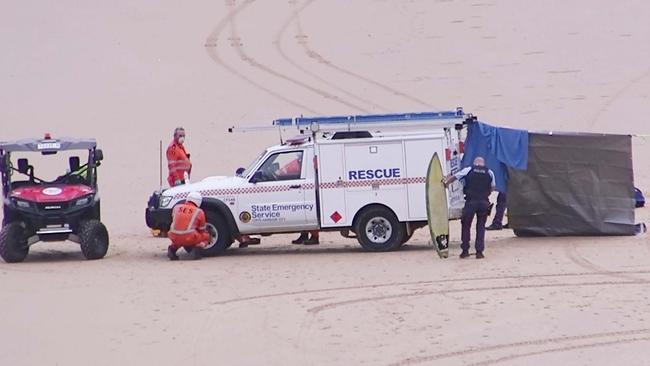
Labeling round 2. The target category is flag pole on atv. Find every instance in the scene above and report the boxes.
[159,140,163,191]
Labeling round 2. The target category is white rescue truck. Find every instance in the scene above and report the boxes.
[145,109,472,255]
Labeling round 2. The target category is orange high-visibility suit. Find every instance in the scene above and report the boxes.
[167,141,192,187]
[168,202,209,250]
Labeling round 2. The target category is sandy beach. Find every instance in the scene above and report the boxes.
[1,0,649,364]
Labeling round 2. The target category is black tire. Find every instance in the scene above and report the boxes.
[0,222,29,263]
[355,206,405,252]
[79,220,109,260]
[202,210,233,256]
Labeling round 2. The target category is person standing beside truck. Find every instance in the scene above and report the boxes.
[167,191,209,261]
[443,156,495,259]
[292,231,319,245]
[167,127,192,187]
[486,191,508,230]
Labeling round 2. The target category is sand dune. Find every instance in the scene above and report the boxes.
[1,0,649,365]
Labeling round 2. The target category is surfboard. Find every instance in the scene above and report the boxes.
[426,153,450,259]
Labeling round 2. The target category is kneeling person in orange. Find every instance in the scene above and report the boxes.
[167,191,210,261]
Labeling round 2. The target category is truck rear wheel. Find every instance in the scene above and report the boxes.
[202,210,233,256]
[355,206,405,252]
[0,222,29,263]
[79,220,109,260]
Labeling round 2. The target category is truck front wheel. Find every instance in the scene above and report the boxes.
[355,206,405,252]
[202,210,233,256]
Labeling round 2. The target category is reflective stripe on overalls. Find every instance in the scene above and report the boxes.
[170,207,201,235]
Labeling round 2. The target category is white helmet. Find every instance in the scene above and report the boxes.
[187,191,202,207]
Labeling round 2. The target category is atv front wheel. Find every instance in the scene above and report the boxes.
[78,220,109,260]
[0,222,29,263]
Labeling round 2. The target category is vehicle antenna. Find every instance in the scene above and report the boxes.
[159,140,163,190]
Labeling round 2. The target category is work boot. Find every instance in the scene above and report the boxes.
[292,233,309,245]
[167,247,179,261]
[187,248,202,260]
[459,250,470,259]
[485,224,503,231]
[503,223,510,229]
[476,252,485,259]
[303,236,320,245]
[239,236,261,248]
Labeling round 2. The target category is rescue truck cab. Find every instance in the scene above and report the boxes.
[146,110,470,255]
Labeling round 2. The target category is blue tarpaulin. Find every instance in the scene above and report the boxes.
[461,122,528,192]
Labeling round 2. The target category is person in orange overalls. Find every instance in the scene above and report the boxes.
[167,191,210,260]
[278,155,302,179]
[167,127,192,187]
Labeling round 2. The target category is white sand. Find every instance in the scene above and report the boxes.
[1,0,649,365]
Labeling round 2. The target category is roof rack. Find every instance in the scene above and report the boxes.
[228,108,472,134]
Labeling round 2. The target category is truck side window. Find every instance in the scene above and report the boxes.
[256,151,303,182]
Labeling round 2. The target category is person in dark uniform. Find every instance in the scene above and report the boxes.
[486,191,508,230]
[443,157,495,259]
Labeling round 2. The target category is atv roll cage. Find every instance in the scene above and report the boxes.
[0,137,104,197]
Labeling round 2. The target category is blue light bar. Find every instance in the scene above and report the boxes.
[273,118,293,126]
[272,109,464,127]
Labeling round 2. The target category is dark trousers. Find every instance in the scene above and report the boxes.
[461,199,490,253]
[490,192,507,227]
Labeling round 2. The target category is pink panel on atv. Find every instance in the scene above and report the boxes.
[10,185,94,203]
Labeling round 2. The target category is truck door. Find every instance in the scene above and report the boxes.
[302,146,319,227]
[237,150,313,233]
[317,143,347,227]
[445,129,465,219]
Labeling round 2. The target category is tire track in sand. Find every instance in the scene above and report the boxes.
[293,0,434,109]
[297,278,650,365]
[590,66,650,128]
[204,0,318,114]
[466,336,650,366]
[211,269,650,306]
[391,328,650,365]
[228,0,369,113]
[564,242,641,281]
[274,0,387,113]
[306,278,650,315]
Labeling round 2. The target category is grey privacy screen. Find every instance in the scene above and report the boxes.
[508,133,636,236]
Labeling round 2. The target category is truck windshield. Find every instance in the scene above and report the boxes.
[9,151,90,185]
[240,150,267,178]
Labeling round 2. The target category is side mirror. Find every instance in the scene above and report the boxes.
[69,156,80,172]
[94,149,104,162]
[17,158,29,174]
[250,171,264,184]
[235,167,245,176]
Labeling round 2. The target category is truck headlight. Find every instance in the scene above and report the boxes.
[159,195,172,208]
[75,195,93,207]
[14,199,30,208]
